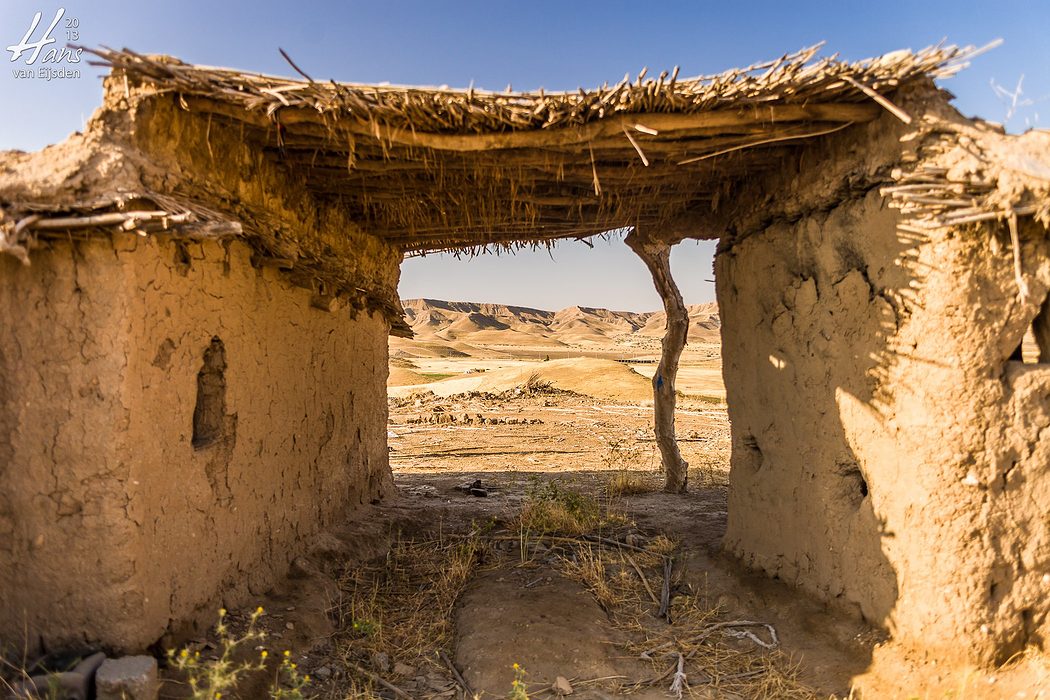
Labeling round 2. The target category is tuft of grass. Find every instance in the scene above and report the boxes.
[602,438,655,497]
[675,390,725,405]
[647,534,678,557]
[517,479,607,536]
[329,532,487,692]
[524,372,553,393]
[560,545,633,612]
[606,470,651,497]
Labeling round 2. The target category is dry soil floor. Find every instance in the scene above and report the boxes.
[158,380,1049,699]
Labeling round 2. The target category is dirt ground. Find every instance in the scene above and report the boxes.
[145,350,1050,699]
[382,385,849,698]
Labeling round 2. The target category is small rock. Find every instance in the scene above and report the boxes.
[426,673,451,691]
[288,557,313,578]
[285,622,295,630]
[371,651,391,673]
[393,662,415,677]
[314,666,332,679]
[553,675,574,695]
[13,652,105,700]
[96,655,159,700]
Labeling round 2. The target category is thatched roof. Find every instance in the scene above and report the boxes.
[70,42,975,253]
[11,41,1044,334]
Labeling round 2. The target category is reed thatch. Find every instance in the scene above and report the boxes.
[883,118,1050,232]
[75,42,978,253]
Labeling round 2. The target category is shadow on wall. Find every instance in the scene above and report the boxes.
[717,187,910,632]
[838,211,1050,666]
[719,175,1050,672]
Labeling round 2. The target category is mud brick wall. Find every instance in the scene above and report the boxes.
[716,187,1050,664]
[0,235,395,653]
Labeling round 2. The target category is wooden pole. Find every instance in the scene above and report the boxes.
[626,230,689,493]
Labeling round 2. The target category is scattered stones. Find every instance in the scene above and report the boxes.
[95,655,158,700]
[457,479,492,497]
[405,409,543,426]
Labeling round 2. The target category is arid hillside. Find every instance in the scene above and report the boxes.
[391,298,725,402]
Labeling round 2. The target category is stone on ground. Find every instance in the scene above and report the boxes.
[95,656,158,700]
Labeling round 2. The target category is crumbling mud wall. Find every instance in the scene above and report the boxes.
[717,136,1050,663]
[0,235,395,653]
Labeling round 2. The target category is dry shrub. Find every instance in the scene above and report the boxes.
[647,534,677,557]
[559,545,633,612]
[606,470,651,497]
[621,570,816,699]
[524,372,553,393]
[517,479,606,535]
[329,533,486,689]
[602,438,656,497]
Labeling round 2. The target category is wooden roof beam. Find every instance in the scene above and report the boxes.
[183,96,879,152]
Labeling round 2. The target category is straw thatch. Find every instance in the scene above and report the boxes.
[4,41,1028,333]
[883,117,1050,232]
[72,42,977,253]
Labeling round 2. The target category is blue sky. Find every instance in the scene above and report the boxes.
[2,1,1047,311]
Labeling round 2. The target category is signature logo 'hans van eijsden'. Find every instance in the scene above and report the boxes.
[7,8,83,80]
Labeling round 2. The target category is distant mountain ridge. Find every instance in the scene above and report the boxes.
[401,298,720,346]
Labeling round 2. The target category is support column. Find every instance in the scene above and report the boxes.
[626,230,689,493]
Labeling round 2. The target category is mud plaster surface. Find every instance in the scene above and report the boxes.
[718,185,1050,664]
[0,235,394,652]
